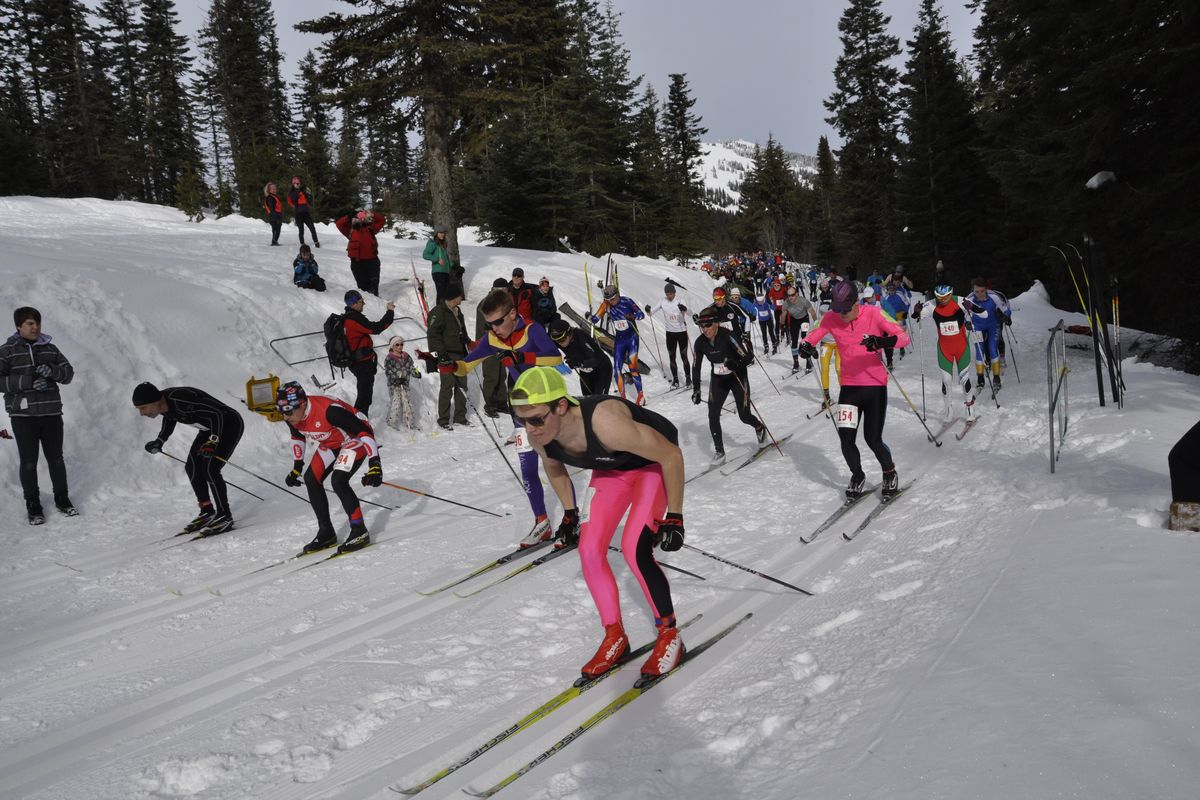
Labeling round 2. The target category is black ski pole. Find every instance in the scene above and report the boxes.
[608,545,705,580]
[467,383,524,492]
[161,451,266,501]
[381,480,505,517]
[680,543,812,595]
[1004,325,1021,383]
[216,453,394,510]
[733,372,784,456]
[881,360,944,446]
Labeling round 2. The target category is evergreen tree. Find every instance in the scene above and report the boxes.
[141,0,202,205]
[199,0,292,215]
[824,0,901,273]
[293,52,334,221]
[95,0,145,199]
[737,135,800,254]
[660,72,708,261]
[628,84,666,257]
[812,135,840,266]
[300,0,568,262]
[893,0,992,285]
[0,1,46,193]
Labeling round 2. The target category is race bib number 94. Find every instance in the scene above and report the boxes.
[333,449,357,472]
[834,404,860,429]
[938,320,960,337]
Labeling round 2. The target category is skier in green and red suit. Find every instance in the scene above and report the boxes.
[915,283,977,421]
[454,287,574,548]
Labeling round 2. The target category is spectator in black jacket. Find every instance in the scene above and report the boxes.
[509,268,535,323]
[533,276,559,329]
[0,306,75,524]
[549,319,612,395]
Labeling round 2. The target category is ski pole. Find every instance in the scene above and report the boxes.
[881,360,943,446]
[733,372,784,456]
[213,453,394,510]
[381,480,505,517]
[753,348,782,397]
[972,331,1001,409]
[608,546,705,580]
[680,543,812,595]
[467,384,524,492]
[645,311,666,377]
[1004,325,1021,383]
[160,451,266,501]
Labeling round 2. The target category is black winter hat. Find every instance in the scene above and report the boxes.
[491,278,509,289]
[132,382,162,406]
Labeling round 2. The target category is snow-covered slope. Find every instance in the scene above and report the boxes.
[0,198,1197,800]
[701,138,817,211]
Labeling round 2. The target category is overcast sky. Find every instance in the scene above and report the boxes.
[165,0,979,156]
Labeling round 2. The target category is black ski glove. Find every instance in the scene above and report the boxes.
[556,508,580,546]
[285,460,304,486]
[691,389,702,405]
[654,512,685,552]
[797,341,818,360]
[861,334,897,352]
[145,439,163,454]
[361,456,383,487]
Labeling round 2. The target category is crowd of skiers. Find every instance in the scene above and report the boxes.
[9,210,1200,688]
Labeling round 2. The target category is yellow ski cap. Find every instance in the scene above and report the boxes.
[510,366,579,407]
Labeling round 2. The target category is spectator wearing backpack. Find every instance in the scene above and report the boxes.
[335,209,386,296]
[343,290,395,416]
[293,245,326,291]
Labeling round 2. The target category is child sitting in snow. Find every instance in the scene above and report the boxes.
[384,336,422,430]
[293,244,326,291]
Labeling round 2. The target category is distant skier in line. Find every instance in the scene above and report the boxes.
[276,382,381,554]
[509,366,688,681]
[916,284,977,421]
[645,283,691,388]
[549,319,613,396]
[590,284,646,405]
[798,280,910,499]
[133,382,244,535]
[751,293,778,355]
[691,306,765,463]
[780,284,818,373]
[963,277,1009,391]
[454,287,570,548]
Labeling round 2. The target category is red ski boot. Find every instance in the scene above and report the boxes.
[641,616,685,679]
[580,622,629,679]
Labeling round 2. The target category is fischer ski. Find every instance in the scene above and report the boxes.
[462,613,753,798]
[843,480,918,541]
[454,543,577,598]
[388,615,701,796]
[720,433,793,476]
[416,541,552,596]
[800,486,880,543]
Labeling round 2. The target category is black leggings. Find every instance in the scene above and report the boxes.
[184,414,243,516]
[1169,418,1200,502]
[707,372,761,452]
[350,258,381,295]
[787,318,813,368]
[759,320,778,347]
[349,360,377,416]
[836,384,894,480]
[268,214,283,244]
[294,211,318,245]
[12,415,68,505]
[306,449,365,531]
[664,330,691,382]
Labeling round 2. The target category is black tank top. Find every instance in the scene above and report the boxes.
[543,396,678,471]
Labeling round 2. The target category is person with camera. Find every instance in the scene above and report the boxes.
[335,208,387,295]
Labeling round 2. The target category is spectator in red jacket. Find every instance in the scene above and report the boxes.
[342,290,395,416]
[287,175,320,249]
[263,183,284,246]
[509,267,535,323]
[335,209,387,296]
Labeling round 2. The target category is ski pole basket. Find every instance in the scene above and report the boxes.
[1046,320,1070,473]
[246,374,283,422]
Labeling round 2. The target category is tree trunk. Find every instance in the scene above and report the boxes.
[423,100,459,263]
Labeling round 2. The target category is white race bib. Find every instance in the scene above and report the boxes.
[580,486,597,524]
[938,320,960,337]
[513,427,533,453]
[714,362,731,375]
[333,449,357,472]
[613,319,630,332]
[834,404,860,429]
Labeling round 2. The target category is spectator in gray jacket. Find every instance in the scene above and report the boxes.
[0,306,76,524]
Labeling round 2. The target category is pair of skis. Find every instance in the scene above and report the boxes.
[390,613,752,797]
[799,479,918,543]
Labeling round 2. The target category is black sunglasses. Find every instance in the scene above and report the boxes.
[485,311,511,327]
[698,321,716,328]
[519,410,552,427]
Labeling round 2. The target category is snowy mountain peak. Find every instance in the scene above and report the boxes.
[701,138,818,212]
